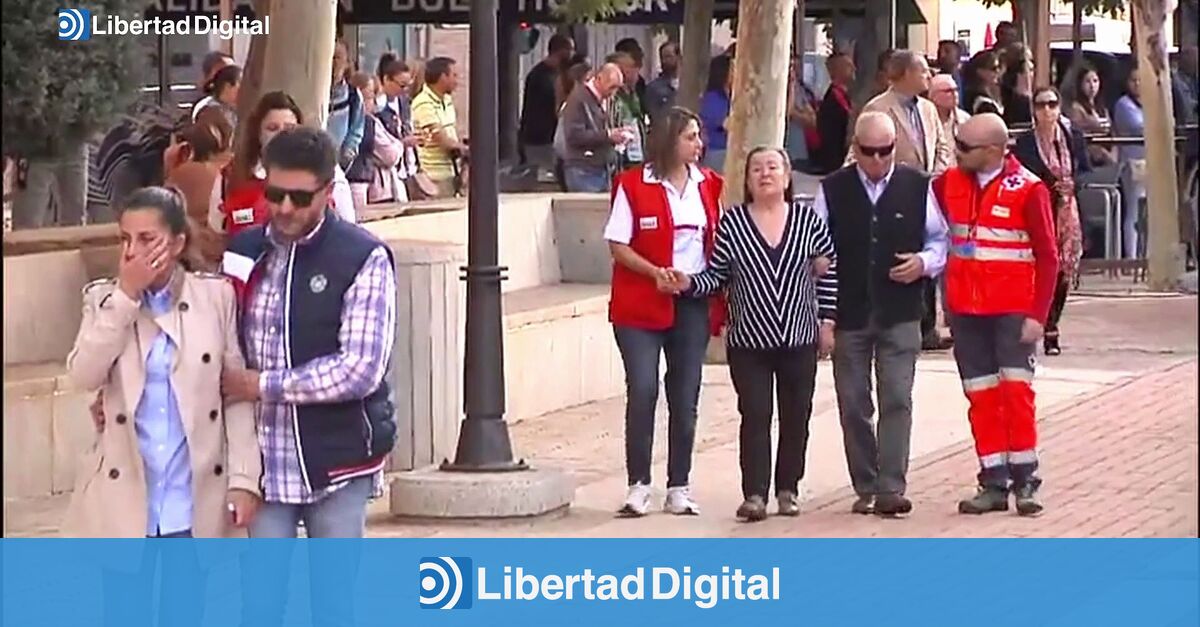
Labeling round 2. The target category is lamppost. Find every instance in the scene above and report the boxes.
[441,0,528,473]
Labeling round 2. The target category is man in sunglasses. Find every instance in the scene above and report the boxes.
[219,126,398,539]
[851,49,954,353]
[932,113,1059,517]
[813,112,949,518]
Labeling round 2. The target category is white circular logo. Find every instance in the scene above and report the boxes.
[309,273,328,294]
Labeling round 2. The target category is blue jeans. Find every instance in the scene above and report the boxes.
[241,477,372,627]
[613,296,710,488]
[249,475,373,538]
[563,165,610,193]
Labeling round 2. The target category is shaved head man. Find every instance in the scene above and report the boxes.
[931,111,1060,517]
[953,113,1009,173]
[814,110,951,518]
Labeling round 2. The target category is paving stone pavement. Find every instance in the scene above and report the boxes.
[5,292,1196,539]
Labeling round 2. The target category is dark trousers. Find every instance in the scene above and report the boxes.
[920,278,938,338]
[727,344,819,500]
[1046,273,1069,334]
[613,296,710,488]
[102,531,203,627]
[833,320,922,496]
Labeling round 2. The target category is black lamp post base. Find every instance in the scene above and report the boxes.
[440,417,530,472]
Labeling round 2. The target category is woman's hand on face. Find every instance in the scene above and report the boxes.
[117,236,170,299]
[227,489,260,528]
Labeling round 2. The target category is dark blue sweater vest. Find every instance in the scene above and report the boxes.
[227,213,396,491]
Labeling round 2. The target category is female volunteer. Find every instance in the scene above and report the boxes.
[208,91,355,240]
[1014,86,1090,355]
[604,107,724,518]
[65,186,261,538]
[681,147,837,521]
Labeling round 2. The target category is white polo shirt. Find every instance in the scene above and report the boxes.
[603,165,709,274]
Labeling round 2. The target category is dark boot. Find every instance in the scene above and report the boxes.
[958,486,1010,514]
[851,495,875,515]
[1013,484,1044,517]
[736,496,768,522]
[1043,332,1061,356]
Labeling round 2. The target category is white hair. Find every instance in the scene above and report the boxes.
[854,111,896,139]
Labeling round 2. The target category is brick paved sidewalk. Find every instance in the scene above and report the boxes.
[742,360,1199,538]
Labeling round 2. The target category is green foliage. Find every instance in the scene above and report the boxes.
[554,0,661,22]
[975,0,1126,17]
[2,0,143,159]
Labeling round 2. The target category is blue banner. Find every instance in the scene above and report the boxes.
[2,539,1197,626]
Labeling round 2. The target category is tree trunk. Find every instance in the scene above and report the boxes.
[677,0,714,113]
[259,0,336,130]
[721,0,795,205]
[236,0,270,122]
[1131,0,1185,290]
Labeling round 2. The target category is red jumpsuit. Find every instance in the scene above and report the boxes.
[933,154,1059,491]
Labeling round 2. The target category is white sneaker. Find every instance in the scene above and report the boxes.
[664,485,701,515]
[618,483,653,517]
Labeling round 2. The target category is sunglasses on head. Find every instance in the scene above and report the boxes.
[264,184,326,207]
[858,143,895,158]
[1034,99,1060,109]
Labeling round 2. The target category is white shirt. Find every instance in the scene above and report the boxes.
[208,162,357,233]
[603,165,709,274]
[976,164,1004,188]
[811,164,950,278]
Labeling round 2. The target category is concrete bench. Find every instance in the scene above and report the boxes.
[2,363,94,499]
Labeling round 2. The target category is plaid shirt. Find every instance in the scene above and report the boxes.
[244,217,397,504]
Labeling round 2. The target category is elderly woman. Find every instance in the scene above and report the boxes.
[65,185,261,538]
[1014,86,1091,355]
[679,147,837,521]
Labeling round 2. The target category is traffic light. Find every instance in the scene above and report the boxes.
[517,22,540,55]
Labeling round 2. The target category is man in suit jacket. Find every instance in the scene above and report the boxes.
[849,50,951,176]
[850,50,953,351]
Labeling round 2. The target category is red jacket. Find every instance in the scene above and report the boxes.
[934,154,1059,322]
[608,165,726,335]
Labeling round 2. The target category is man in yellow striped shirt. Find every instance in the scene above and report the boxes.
[411,57,468,198]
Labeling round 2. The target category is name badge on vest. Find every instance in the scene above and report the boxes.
[991,205,1011,219]
[231,207,256,225]
[638,216,659,230]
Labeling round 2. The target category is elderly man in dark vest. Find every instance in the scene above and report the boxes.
[813,112,949,517]
[220,126,397,539]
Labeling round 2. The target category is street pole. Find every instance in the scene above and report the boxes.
[443,0,527,472]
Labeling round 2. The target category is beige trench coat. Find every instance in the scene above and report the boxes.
[63,270,261,538]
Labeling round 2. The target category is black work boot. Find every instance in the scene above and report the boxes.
[1013,483,1044,517]
[958,486,1009,514]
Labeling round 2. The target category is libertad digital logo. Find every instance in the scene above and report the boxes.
[419,557,473,610]
[57,8,91,40]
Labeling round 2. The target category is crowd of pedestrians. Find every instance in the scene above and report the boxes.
[39,29,1200,543]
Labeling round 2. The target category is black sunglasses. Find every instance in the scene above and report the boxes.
[955,138,989,153]
[264,184,327,208]
[1034,99,1060,109]
[858,143,895,158]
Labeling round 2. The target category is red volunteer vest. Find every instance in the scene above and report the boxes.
[221,171,270,237]
[608,165,726,335]
[937,154,1041,316]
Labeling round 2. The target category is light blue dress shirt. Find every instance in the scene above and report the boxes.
[137,286,193,536]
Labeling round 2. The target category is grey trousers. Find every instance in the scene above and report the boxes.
[832,319,921,496]
[11,143,88,230]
